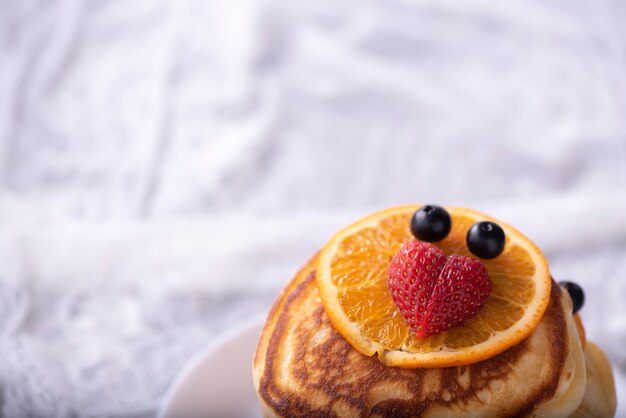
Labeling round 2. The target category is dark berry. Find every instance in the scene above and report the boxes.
[466,221,505,259]
[410,205,452,242]
[559,281,585,313]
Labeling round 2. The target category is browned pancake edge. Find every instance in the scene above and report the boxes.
[255,261,566,418]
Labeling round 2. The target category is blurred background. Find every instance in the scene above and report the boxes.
[1,0,625,416]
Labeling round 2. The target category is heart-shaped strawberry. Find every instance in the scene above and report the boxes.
[388,241,491,338]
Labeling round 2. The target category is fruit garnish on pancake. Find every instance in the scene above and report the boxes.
[316,204,553,368]
[388,241,492,338]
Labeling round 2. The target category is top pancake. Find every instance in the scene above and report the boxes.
[253,256,587,417]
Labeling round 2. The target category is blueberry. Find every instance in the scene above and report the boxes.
[466,221,505,259]
[410,205,452,242]
[559,281,585,313]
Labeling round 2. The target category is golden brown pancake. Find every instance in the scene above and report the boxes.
[571,342,617,417]
[253,256,615,417]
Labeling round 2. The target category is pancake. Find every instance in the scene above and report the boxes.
[253,256,616,417]
[571,342,617,417]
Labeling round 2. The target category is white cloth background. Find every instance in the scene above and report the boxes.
[1,0,625,416]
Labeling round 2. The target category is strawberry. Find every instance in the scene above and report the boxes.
[387,241,447,332]
[388,241,491,338]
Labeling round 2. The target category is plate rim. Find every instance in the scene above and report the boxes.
[156,312,266,418]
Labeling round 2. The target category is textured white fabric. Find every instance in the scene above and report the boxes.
[0,0,625,416]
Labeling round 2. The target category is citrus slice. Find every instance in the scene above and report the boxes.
[316,205,551,368]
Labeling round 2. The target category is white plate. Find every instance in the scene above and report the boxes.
[157,315,265,418]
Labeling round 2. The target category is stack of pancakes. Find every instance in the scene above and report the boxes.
[253,257,616,417]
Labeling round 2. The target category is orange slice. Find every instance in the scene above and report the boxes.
[316,205,551,368]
